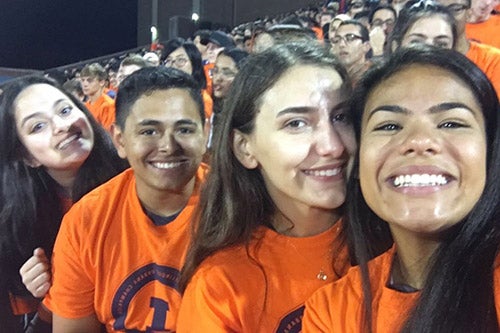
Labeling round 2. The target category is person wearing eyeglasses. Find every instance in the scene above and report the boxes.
[434,0,500,98]
[164,38,214,122]
[368,5,397,57]
[330,20,372,86]
[209,48,249,149]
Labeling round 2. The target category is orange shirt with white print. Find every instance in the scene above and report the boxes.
[44,165,207,332]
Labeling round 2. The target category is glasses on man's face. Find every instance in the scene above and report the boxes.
[331,33,364,45]
[165,57,189,67]
[446,3,469,15]
[212,67,237,79]
[371,18,395,27]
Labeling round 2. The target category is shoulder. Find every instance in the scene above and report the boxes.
[64,169,135,226]
[468,41,500,62]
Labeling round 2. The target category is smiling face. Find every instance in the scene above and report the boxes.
[401,15,454,49]
[113,88,207,201]
[235,65,356,216]
[15,84,94,175]
[359,64,486,237]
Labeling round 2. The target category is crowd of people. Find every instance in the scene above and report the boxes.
[0,0,499,331]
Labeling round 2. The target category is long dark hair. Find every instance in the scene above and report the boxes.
[0,75,126,295]
[163,38,207,89]
[345,46,500,332]
[179,41,352,292]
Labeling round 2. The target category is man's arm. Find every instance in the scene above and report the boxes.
[53,313,102,333]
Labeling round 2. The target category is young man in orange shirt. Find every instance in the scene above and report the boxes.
[44,67,208,332]
[80,63,115,130]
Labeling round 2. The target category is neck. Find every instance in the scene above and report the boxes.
[88,89,103,103]
[390,226,441,289]
[137,177,196,217]
[272,205,341,238]
[455,33,471,55]
[468,12,490,24]
[46,168,79,197]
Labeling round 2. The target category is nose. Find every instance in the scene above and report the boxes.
[52,115,71,134]
[398,122,441,156]
[315,122,346,158]
[158,132,178,153]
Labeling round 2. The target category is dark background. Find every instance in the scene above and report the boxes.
[0,0,321,71]
[0,0,138,70]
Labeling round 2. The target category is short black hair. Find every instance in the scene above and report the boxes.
[115,67,205,128]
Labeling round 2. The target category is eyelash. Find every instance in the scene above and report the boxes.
[373,122,401,131]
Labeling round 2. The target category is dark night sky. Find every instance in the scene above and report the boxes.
[0,0,138,70]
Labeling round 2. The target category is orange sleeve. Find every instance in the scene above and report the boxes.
[302,289,333,332]
[466,42,500,100]
[100,100,116,131]
[466,15,500,49]
[177,267,241,332]
[43,203,96,319]
[204,63,215,96]
[202,89,213,119]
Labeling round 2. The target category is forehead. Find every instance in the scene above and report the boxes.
[373,9,395,20]
[15,83,67,111]
[336,23,361,35]
[365,64,480,114]
[168,47,188,58]
[215,54,236,68]
[128,88,202,124]
[407,15,453,34]
[260,65,345,111]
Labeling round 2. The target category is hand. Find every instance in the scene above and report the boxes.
[369,26,387,56]
[19,248,51,298]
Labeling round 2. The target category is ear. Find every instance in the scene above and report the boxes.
[232,129,258,169]
[110,123,128,159]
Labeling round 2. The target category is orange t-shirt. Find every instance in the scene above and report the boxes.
[177,221,349,332]
[304,247,500,332]
[466,15,500,50]
[202,88,213,120]
[467,41,500,99]
[85,93,115,130]
[44,165,207,332]
[203,62,215,96]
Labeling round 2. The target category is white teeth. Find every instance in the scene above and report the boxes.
[304,168,342,177]
[152,161,184,169]
[393,173,448,187]
[57,134,78,150]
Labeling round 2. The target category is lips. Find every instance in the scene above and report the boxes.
[303,163,345,178]
[56,133,81,150]
[150,160,186,169]
[392,173,451,188]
